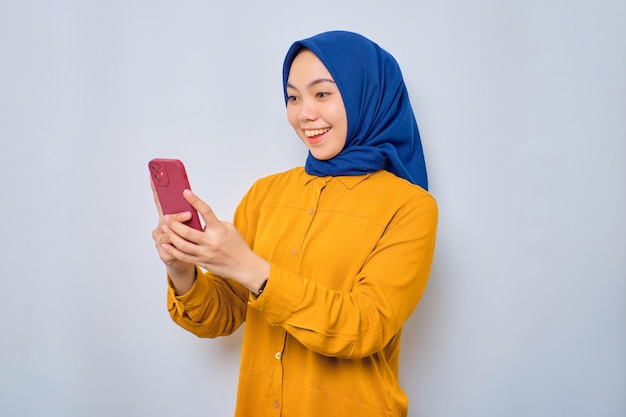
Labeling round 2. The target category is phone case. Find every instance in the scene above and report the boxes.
[149,158,203,231]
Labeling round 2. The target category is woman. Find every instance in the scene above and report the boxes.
[152,30,438,417]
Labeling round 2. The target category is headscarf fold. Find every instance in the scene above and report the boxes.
[282,30,428,190]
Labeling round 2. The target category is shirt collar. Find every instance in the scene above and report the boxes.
[304,172,372,190]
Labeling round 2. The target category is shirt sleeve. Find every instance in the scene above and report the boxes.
[167,267,249,338]
[166,181,264,338]
[249,193,438,359]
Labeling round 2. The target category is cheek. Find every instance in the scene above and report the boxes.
[336,134,347,154]
[328,99,347,126]
[331,104,348,139]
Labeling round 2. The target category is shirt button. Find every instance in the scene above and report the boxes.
[275,352,282,360]
[308,208,314,215]
[290,248,297,255]
[273,400,280,409]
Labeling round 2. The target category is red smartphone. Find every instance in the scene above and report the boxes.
[149,158,203,231]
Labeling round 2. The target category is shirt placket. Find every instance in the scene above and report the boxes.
[269,177,329,416]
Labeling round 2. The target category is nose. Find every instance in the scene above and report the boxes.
[298,99,318,122]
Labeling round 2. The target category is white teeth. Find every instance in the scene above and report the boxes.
[304,128,330,137]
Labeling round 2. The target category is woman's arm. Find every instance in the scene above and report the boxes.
[151,181,253,338]
[167,267,250,338]
[250,193,438,359]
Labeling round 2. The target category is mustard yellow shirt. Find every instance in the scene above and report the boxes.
[168,167,438,417]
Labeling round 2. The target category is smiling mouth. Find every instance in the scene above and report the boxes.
[304,128,331,138]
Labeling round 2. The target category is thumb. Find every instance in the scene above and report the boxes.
[183,189,220,228]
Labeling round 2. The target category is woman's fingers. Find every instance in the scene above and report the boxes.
[151,182,201,271]
[183,189,220,229]
[158,232,197,264]
[159,191,249,276]
[162,212,200,244]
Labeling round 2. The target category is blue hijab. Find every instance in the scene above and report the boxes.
[282,31,428,190]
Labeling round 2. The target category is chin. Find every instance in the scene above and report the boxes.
[309,151,336,161]
[308,144,343,161]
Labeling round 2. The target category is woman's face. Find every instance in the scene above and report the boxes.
[286,49,348,161]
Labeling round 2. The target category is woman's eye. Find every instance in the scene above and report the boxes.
[316,92,330,98]
[287,95,298,102]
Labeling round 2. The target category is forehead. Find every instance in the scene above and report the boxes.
[287,49,335,86]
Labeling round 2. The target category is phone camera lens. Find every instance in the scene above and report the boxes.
[154,174,161,181]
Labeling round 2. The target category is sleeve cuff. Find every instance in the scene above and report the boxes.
[248,262,305,325]
[167,266,210,319]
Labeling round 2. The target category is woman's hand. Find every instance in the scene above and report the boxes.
[160,189,270,294]
[151,180,196,294]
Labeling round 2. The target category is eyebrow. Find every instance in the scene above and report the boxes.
[286,78,336,90]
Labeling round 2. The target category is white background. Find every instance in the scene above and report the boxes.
[1,1,624,416]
